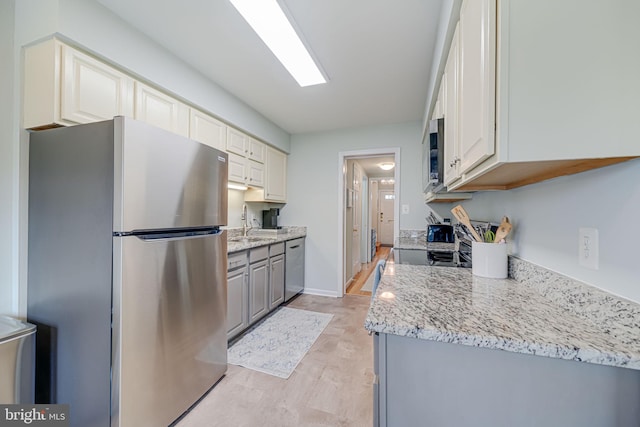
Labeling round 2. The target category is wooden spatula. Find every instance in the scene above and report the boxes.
[451,205,483,242]
[493,216,512,243]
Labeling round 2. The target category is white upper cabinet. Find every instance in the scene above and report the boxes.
[245,146,287,202]
[23,38,287,197]
[227,153,265,188]
[264,146,287,202]
[134,82,189,137]
[443,24,460,187]
[440,0,640,192]
[24,39,134,129]
[189,109,227,151]
[246,160,265,188]
[228,152,248,185]
[226,127,247,156]
[458,0,496,175]
[247,137,265,163]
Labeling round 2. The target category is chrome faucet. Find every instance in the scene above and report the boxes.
[241,204,252,237]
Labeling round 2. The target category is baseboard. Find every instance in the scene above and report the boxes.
[302,288,338,298]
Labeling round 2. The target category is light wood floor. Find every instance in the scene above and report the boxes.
[176,294,374,427]
[346,246,391,296]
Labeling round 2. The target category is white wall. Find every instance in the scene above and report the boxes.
[280,121,426,296]
[455,159,640,303]
[0,0,291,317]
[0,0,18,315]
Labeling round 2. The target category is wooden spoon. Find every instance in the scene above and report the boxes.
[493,216,512,243]
[451,205,483,242]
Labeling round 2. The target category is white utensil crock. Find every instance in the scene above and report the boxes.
[472,241,508,279]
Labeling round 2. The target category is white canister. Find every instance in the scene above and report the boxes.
[472,241,508,279]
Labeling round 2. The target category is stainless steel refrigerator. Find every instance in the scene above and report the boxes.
[27,117,228,427]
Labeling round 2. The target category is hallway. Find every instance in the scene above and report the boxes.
[346,246,391,296]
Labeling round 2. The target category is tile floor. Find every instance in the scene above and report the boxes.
[176,294,374,427]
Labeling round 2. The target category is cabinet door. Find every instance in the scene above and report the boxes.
[227,267,248,340]
[134,82,189,137]
[458,0,496,174]
[226,127,247,156]
[443,24,461,187]
[228,152,247,185]
[61,45,134,124]
[436,78,445,120]
[190,109,227,151]
[264,146,287,202]
[269,254,285,310]
[249,260,269,324]
[247,160,264,188]
[247,137,265,163]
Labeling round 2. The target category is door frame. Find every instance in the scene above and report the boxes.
[337,148,400,297]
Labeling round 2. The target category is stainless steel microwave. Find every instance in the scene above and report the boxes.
[423,118,444,193]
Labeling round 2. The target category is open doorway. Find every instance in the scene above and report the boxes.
[337,148,399,297]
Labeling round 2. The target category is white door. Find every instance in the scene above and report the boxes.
[351,163,363,276]
[378,190,395,245]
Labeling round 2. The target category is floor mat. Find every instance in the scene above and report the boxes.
[227,307,333,379]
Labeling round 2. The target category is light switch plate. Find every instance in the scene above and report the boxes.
[402,204,410,214]
[578,227,599,270]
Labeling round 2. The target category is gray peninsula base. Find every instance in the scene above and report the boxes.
[374,333,640,427]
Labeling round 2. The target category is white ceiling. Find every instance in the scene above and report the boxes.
[355,156,396,178]
[97,0,443,135]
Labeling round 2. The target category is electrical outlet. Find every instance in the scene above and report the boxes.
[402,204,410,214]
[578,227,599,270]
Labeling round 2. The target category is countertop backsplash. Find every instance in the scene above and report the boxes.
[399,229,427,240]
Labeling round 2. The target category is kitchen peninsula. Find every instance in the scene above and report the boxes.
[366,257,640,426]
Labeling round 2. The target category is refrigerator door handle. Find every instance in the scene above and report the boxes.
[116,227,223,241]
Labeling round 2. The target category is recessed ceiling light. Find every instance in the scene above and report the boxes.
[379,162,395,171]
[229,0,327,87]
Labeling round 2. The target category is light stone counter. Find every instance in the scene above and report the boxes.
[365,257,640,370]
[226,226,306,253]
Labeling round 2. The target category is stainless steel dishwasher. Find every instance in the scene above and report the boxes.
[285,238,305,302]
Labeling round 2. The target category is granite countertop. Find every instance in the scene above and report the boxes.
[226,226,306,253]
[395,237,456,253]
[365,257,640,371]
[394,237,427,250]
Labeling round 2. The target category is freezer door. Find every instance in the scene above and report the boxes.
[112,230,227,427]
[113,117,228,231]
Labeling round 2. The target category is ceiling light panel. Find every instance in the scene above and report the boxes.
[229,0,327,87]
